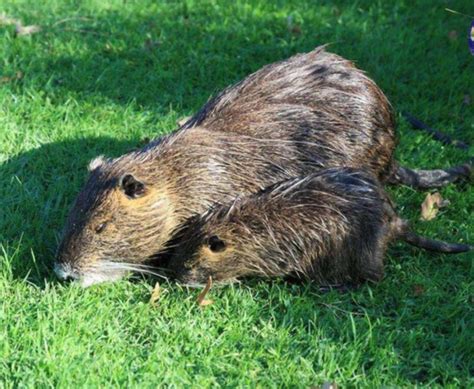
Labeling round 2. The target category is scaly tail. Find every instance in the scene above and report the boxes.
[390,218,472,254]
[402,111,470,150]
[388,162,472,189]
[387,112,472,189]
[401,231,473,254]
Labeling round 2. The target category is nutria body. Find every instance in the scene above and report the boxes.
[168,168,472,286]
[55,46,470,286]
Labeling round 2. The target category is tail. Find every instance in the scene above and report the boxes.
[401,231,473,254]
[387,112,472,189]
[388,162,472,189]
[391,218,472,254]
[402,111,469,150]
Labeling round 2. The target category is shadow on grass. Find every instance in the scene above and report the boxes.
[0,2,471,385]
[0,136,143,284]
[4,2,413,114]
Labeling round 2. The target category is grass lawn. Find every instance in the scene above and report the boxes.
[0,0,473,387]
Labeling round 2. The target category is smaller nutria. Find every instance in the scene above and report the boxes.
[168,168,472,286]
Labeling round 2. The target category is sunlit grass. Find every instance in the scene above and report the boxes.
[0,0,472,386]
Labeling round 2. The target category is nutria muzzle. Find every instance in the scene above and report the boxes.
[53,262,79,282]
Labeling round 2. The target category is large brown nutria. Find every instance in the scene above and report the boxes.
[54,46,470,286]
[168,168,472,286]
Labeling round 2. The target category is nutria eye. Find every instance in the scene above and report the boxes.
[207,235,226,252]
[95,222,107,234]
[120,174,146,199]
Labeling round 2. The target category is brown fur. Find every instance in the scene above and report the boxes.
[167,168,471,286]
[54,46,467,285]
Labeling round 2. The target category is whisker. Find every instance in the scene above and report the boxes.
[94,261,170,281]
[99,261,171,273]
[182,282,206,289]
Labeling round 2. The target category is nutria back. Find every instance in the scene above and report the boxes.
[181,46,396,178]
[55,46,397,286]
[168,168,395,286]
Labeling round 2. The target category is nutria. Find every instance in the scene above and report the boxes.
[167,168,472,286]
[55,46,471,286]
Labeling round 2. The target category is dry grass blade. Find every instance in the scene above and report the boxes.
[0,13,41,36]
[0,71,23,84]
[52,16,93,27]
[15,24,42,36]
[320,382,338,389]
[420,192,450,221]
[196,276,213,307]
[150,282,161,305]
[176,116,191,127]
[0,13,20,25]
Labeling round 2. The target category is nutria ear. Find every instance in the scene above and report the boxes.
[120,174,146,198]
[88,155,106,171]
[207,235,226,253]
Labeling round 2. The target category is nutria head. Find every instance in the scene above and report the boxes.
[169,201,282,286]
[55,153,177,287]
[169,217,248,286]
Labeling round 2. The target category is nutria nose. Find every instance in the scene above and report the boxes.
[61,274,76,282]
[53,262,77,281]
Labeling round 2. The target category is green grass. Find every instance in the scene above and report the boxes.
[0,0,473,387]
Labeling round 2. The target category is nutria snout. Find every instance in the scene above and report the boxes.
[168,168,472,286]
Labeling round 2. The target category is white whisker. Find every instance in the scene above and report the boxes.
[94,260,170,281]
